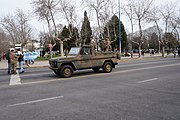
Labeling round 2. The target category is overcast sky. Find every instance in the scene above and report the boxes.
[0,0,179,37]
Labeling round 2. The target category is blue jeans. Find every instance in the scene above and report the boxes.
[19,61,24,72]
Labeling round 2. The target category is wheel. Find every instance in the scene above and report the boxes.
[92,67,100,72]
[102,62,113,73]
[60,65,73,78]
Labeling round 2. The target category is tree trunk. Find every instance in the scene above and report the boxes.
[138,44,142,58]
[155,21,161,54]
[96,10,102,38]
[49,8,57,33]
[138,19,143,58]
[60,41,64,57]
[162,45,165,57]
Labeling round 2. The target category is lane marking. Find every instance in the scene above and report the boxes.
[22,78,66,85]
[7,96,64,107]
[113,63,180,74]
[9,70,21,86]
[116,60,169,68]
[19,63,180,86]
[136,78,158,83]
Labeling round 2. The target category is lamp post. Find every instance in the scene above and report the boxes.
[118,0,121,54]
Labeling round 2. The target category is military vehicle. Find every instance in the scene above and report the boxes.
[49,45,120,78]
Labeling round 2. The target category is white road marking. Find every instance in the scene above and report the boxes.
[116,60,169,68]
[9,70,21,86]
[19,63,180,86]
[113,63,180,74]
[7,96,64,107]
[136,78,158,83]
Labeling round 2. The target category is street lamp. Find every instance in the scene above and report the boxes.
[118,0,122,54]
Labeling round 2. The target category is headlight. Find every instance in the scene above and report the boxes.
[54,61,57,67]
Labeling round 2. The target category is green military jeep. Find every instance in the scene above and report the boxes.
[49,45,120,78]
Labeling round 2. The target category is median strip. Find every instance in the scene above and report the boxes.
[9,70,21,86]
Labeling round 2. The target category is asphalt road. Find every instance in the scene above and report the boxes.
[0,57,180,120]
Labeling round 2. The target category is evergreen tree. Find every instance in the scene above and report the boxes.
[163,32,177,50]
[80,11,92,45]
[61,26,70,38]
[104,15,128,51]
[59,25,80,51]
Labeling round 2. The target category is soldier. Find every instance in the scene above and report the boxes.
[99,39,106,51]
[9,49,18,74]
[90,37,97,50]
[105,37,112,51]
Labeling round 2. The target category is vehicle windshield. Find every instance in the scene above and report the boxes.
[68,47,81,56]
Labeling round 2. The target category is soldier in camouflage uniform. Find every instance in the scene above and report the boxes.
[90,38,97,51]
[9,49,18,74]
[99,38,112,51]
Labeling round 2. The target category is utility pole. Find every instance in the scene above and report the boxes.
[118,0,122,54]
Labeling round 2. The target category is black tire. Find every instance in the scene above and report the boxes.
[92,67,100,72]
[60,65,73,78]
[102,62,113,73]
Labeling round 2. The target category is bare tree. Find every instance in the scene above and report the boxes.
[82,0,108,37]
[0,9,32,49]
[122,0,134,45]
[0,29,9,53]
[99,0,117,39]
[16,9,32,47]
[31,0,52,37]
[131,0,154,57]
[169,12,180,44]
[32,0,65,56]
[159,2,177,56]
[147,6,163,54]
[58,0,77,37]
[1,15,18,44]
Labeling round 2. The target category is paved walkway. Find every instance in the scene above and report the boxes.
[0,53,174,70]
[0,60,49,70]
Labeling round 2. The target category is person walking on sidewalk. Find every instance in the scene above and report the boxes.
[9,49,18,74]
[6,50,11,74]
[178,49,180,57]
[18,52,24,73]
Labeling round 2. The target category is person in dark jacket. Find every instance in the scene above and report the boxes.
[6,50,11,74]
[18,52,24,73]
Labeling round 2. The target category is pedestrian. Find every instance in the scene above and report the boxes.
[9,49,18,74]
[6,50,11,74]
[173,50,176,58]
[152,50,154,56]
[2,52,5,60]
[141,50,145,57]
[130,51,133,58]
[178,49,180,57]
[18,52,24,73]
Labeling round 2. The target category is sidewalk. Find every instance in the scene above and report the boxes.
[0,60,49,70]
[0,53,174,70]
